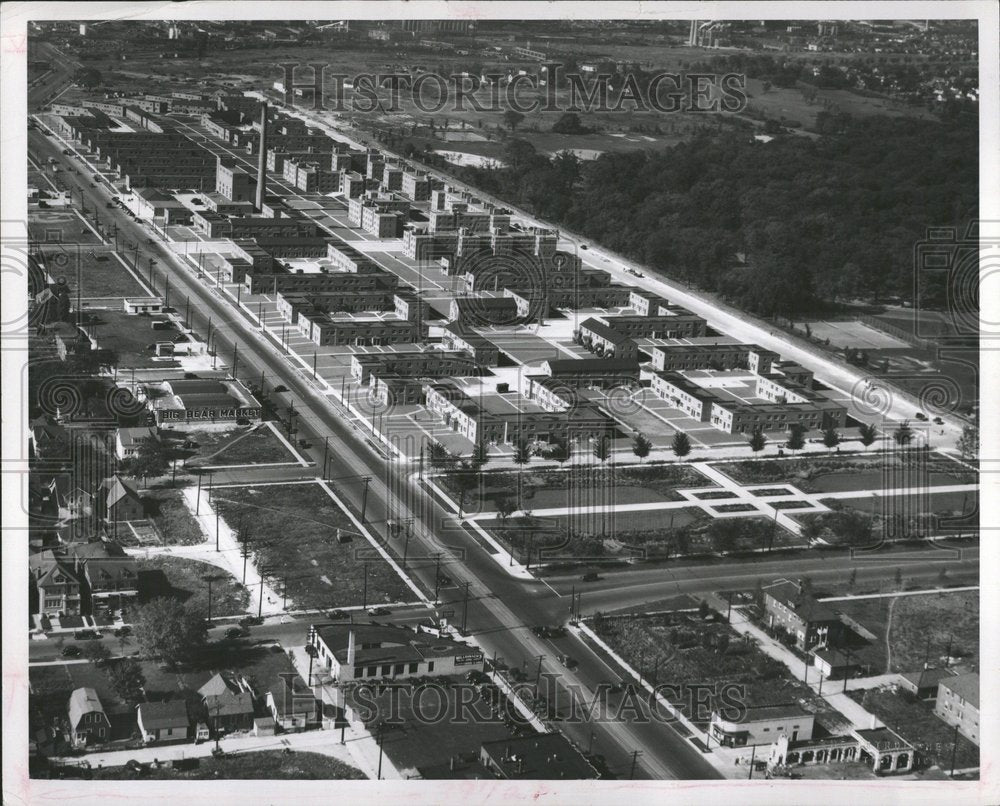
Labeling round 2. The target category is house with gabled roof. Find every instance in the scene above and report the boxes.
[31,551,82,617]
[762,580,844,652]
[68,688,110,747]
[198,673,256,734]
[97,474,146,523]
[137,700,192,744]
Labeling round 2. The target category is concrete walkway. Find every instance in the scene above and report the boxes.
[49,726,362,772]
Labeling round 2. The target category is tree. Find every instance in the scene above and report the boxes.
[132,597,208,668]
[858,422,878,451]
[74,67,103,88]
[632,432,652,463]
[512,441,532,466]
[551,112,589,135]
[82,642,111,666]
[786,424,806,453]
[502,109,525,131]
[547,437,571,464]
[470,441,490,469]
[450,461,479,518]
[593,436,611,463]
[120,439,169,482]
[671,431,691,458]
[495,494,516,524]
[821,427,841,451]
[893,420,914,447]
[104,657,146,703]
[956,423,978,463]
[748,429,767,455]
[427,440,452,470]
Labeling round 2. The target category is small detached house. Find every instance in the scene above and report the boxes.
[137,700,191,745]
[266,677,322,732]
[199,673,256,734]
[68,687,111,747]
[899,667,957,702]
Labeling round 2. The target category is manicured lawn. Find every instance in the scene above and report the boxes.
[714,453,977,494]
[831,591,979,674]
[147,489,206,545]
[440,463,714,515]
[211,482,413,609]
[820,490,977,521]
[136,555,249,617]
[848,687,979,771]
[92,750,365,779]
[190,425,296,467]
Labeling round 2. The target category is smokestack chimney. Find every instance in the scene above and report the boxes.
[255,101,268,212]
[347,629,356,666]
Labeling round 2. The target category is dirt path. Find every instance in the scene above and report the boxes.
[883,595,899,673]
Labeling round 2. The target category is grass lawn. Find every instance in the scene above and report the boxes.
[820,490,978,521]
[146,489,206,545]
[714,453,977,493]
[848,687,979,770]
[81,309,180,369]
[30,662,122,726]
[200,424,296,466]
[92,750,364,779]
[440,462,714,515]
[831,591,979,674]
[211,482,412,609]
[136,555,249,617]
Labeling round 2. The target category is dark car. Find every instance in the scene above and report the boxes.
[225,627,247,640]
[235,417,251,426]
[581,572,601,582]
[367,607,391,617]
[61,645,82,658]
[915,412,928,420]
[273,384,289,393]
[326,609,349,620]
[933,417,944,425]
[297,439,311,448]
[74,630,101,641]
[238,615,264,628]
[558,654,578,669]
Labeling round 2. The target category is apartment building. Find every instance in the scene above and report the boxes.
[215,160,256,203]
[442,322,500,367]
[350,351,476,384]
[597,312,708,340]
[297,311,423,347]
[934,673,980,745]
[577,318,639,362]
[650,344,779,374]
[651,371,720,421]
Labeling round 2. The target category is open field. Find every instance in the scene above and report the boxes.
[29,207,104,245]
[35,245,148,300]
[91,750,364,780]
[211,482,413,609]
[145,489,207,546]
[832,590,979,674]
[183,424,296,467]
[848,687,979,771]
[136,555,249,617]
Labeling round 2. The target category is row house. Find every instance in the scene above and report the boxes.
[651,371,720,421]
[542,357,640,388]
[577,318,639,363]
[449,295,521,327]
[650,344,779,374]
[599,312,708,340]
[350,350,476,384]
[298,312,423,347]
[442,322,500,367]
[326,242,381,273]
[244,265,396,295]
[709,398,846,435]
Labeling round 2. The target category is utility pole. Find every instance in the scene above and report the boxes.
[206,577,213,621]
[747,745,756,779]
[534,654,545,695]
[629,750,642,780]
[462,581,470,633]
[196,473,202,516]
[322,436,330,479]
[402,519,412,568]
[434,554,442,600]
[949,722,960,777]
[258,571,266,618]
[360,476,371,522]
[232,342,239,379]
[362,560,369,609]
[377,723,384,780]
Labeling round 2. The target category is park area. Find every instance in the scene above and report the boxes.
[35,244,149,301]
[588,610,851,736]
[136,555,249,617]
[713,452,976,495]
[211,482,413,609]
[831,590,979,675]
[438,462,715,516]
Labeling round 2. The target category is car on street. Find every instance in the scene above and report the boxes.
[74,630,101,641]
[61,645,82,658]
[326,609,349,620]
[238,615,264,628]
[224,627,247,640]
[273,385,288,393]
[297,439,311,449]
[367,607,391,617]
[581,572,601,582]
[557,654,578,669]
[933,416,944,424]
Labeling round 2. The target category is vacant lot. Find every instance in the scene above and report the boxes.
[591,611,849,734]
[92,750,364,780]
[136,555,249,617]
[81,309,180,369]
[146,489,206,545]
[832,591,979,674]
[211,482,412,609]
[36,245,148,300]
[186,425,295,467]
[849,687,979,771]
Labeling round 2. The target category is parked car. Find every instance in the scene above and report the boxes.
[297,439,311,448]
[581,572,601,582]
[367,607,391,617]
[238,615,263,628]
[933,417,944,425]
[74,630,101,641]
[915,412,928,420]
[326,609,349,620]
[224,627,247,641]
[557,654,578,669]
[61,645,82,658]
[273,384,288,393]
[235,417,251,426]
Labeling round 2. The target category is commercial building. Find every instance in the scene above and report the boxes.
[143,378,262,427]
[310,622,483,684]
[710,702,815,747]
[480,733,599,779]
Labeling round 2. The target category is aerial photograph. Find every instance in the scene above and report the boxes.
[4,5,993,799]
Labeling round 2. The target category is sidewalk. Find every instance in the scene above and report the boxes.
[50,727,361,771]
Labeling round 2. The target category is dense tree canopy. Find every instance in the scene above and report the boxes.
[450,114,976,318]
